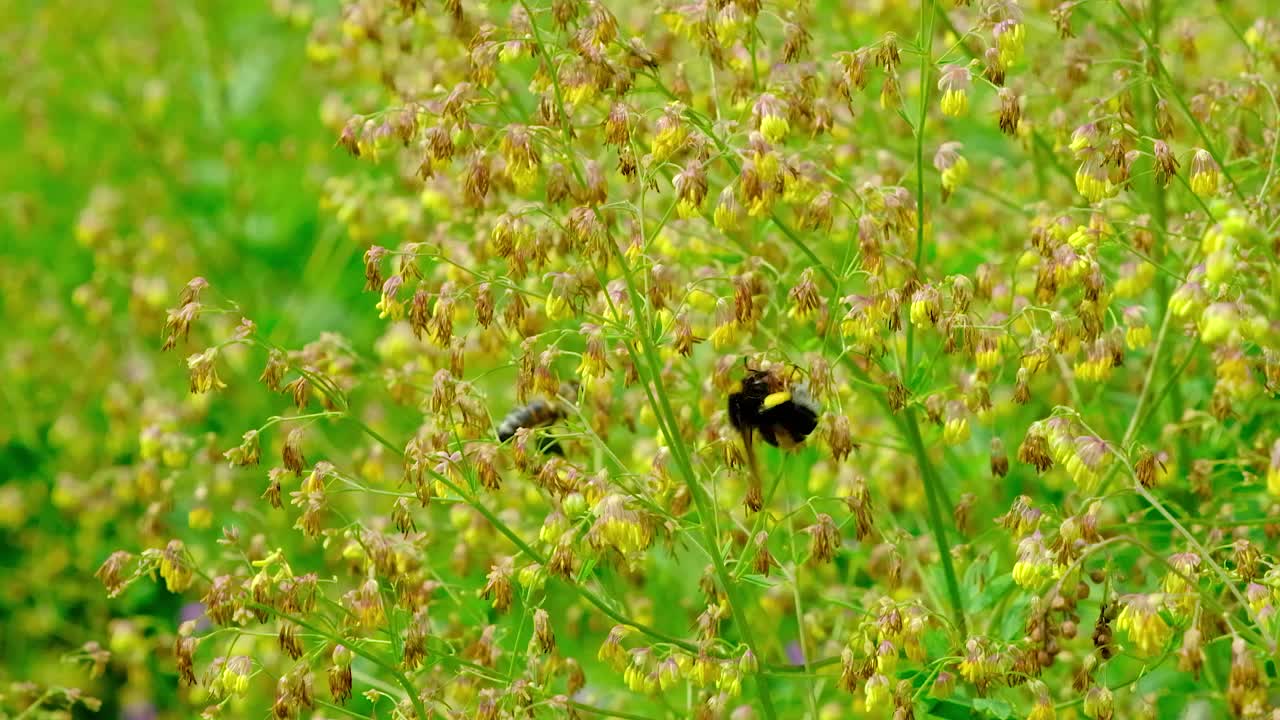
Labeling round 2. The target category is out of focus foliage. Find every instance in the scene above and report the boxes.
[4,0,1280,718]
[1,1,352,716]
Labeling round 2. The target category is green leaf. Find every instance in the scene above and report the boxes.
[926,698,980,720]
[575,556,598,585]
[1000,594,1033,642]
[971,698,1015,719]
[926,696,1015,720]
[971,574,1014,614]
[736,573,775,589]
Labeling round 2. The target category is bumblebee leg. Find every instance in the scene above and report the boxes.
[741,429,765,513]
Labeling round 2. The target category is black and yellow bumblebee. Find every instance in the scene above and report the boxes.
[727,361,821,510]
[728,362,821,449]
[496,382,579,455]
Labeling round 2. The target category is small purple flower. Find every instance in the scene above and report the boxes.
[123,702,158,720]
[786,641,805,666]
[180,602,212,632]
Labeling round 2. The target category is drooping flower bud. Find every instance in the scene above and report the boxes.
[937,65,971,117]
[1188,149,1221,197]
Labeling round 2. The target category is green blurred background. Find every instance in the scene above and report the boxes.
[0,1,362,715]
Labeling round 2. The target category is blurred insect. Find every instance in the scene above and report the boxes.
[727,360,821,510]
[496,382,579,456]
[728,361,821,448]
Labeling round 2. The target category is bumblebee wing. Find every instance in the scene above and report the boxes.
[784,383,821,440]
[727,391,755,433]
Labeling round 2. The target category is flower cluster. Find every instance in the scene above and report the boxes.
[5,0,1277,718]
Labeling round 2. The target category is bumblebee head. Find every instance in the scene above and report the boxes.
[742,355,805,380]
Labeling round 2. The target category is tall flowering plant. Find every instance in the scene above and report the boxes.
[87,0,1280,718]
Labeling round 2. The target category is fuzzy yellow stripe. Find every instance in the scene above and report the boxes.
[761,391,791,410]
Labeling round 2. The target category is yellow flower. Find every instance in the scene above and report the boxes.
[1199,302,1239,344]
[1125,324,1152,350]
[713,186,743,231]
[1204,248,1234,284]
[1029,695,1056,720]
[186,349,227,394]
[937,65,971,117]
[760,114,789,143]
[1168,280,1206,319]
[376,294,404,320]
[940,88,968,116]
[995,21,1025,67]
[1075,157,1116,203]
[709,322,738,351]
[941,155,969,195]
[943,416,970,446]
[1115,595,1172,655]
[651,105,689,163]
[863,673,890,710]
[690,654,719,687]
[544,294,569,320]
[187,507,213,530]
[1114,262,1154,297]
[1189,149,1221,197]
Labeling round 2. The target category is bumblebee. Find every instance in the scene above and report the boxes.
[496,382,578,455]
[727,361,821,510]
[728,363,821,450]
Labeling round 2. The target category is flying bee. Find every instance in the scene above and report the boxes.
[727,360,821,511]
[496,382,579,456]
[728,362,821,448]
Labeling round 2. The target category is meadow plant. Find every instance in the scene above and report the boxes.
[4,0,1280,718]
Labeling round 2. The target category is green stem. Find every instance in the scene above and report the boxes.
[913,0,934,273]
[566,700,660,720]
[14,691,55,720]
[903,407,967,636]
[1133,339,1198,434]
[829,353,966,634]
[252,604,429,720]
[1130,485,1274,654]
[607,242,780,719]
[1139,0,1188,470]
[315,699,371,720]
[519,0,575,149]
[1121,295,1172,448]
[1113,0,1245,202]
[343,416,706,654]
[784,478,819,718]
[895,0,966,637]
[906,0,936,373]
